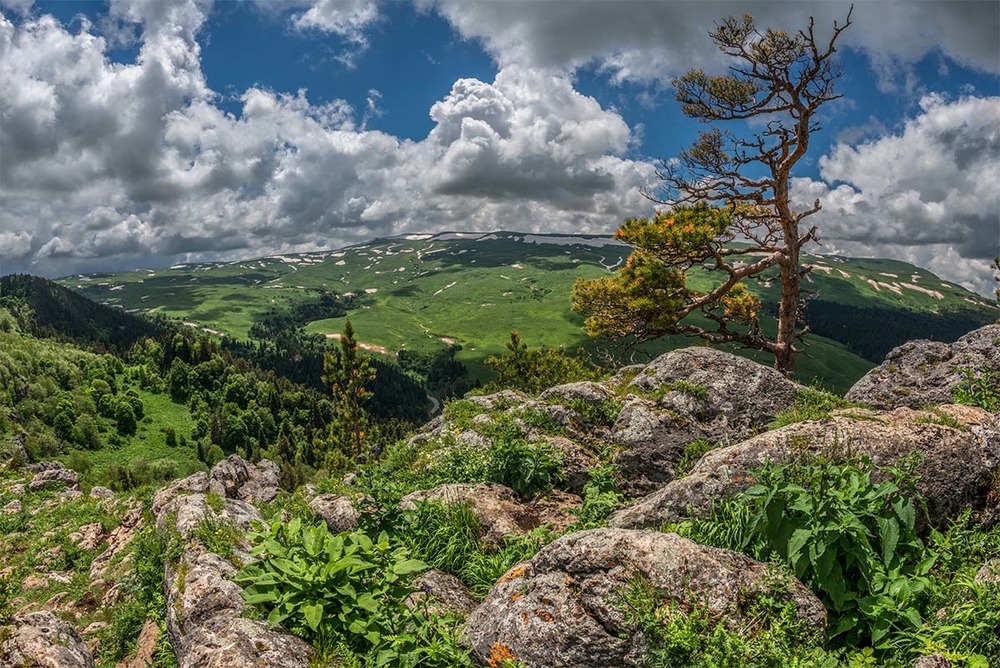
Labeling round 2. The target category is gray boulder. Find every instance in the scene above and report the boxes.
[464,528,825,668]
[405,570,478,616]
[611,405,1000,531]
[611,347,802,496]
[846,324,1000,409]
[0,611,94,668]
[208,455,281,504]
[309,494,361,533]
[27,463,81,493]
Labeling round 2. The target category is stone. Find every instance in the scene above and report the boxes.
[118,618,160,668]
[539,381,616,407]
[0,611,94,668]
[166,552,311,668]
[401,483,579,545]
[846,324,1000,409]
[536,435,598,495]
[89,486,114,499]
[607,347,802,497]
[611,405,1000,531]
[464,528,825,668]
[975,559,1000,585]
[912,655,953,668]
[208,456,281,505]
[405,570,478,617]
[28,463,81,493]
[309,494,361,533]
[67,523,104,551]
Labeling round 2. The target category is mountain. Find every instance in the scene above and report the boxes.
[56,232,997,394]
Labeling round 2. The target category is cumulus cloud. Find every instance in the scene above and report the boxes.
[0,0,654,277]
[420,0,999,84]
[794,94,1000,296]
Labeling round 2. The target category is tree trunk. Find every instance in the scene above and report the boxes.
[774,257,800,376]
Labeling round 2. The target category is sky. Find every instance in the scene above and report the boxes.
[0,0,998,296]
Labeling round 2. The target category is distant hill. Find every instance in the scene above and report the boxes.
[0,273,169,351]
[56,232,998,394]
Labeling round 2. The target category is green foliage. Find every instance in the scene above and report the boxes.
[324,319,377,462]
[485,431,564,499]
[615,572,832,667]
[573,465,624,528]
[190,516,243,561]
[400,501,481,578]
[951,365,1000,412]
[674,438,715,477]
[769,386,852,428]
[238,516,426,655]
[559,397,623,426]
[484,331,600,395]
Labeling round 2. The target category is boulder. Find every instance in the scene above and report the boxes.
[610,347,802,496]
[400,483,580,545]
[28,463,81,493]
[0,611,94,668]
[539,381,616,407]
[208,456,280,505]
[166,552,311,668]
[405,570,478,617]
[611,405,1000,531]
[308,494,361,533]
[154,457,310,668]
[846,324,1000,409]
[464,528,825,668]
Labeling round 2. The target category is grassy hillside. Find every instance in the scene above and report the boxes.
[57,232,998,394]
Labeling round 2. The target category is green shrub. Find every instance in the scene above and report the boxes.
[769,387,851,428]
[615,572,833,667]
[674,438,715,476]
[190,517,243,561]
[951,366,1000,412]
[486,436,563,498]
[238,517,426,656]
[400,501,481,577]
[573,465,624,528]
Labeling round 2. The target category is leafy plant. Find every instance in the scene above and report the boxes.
[740,456,934,646]
[573,465,624,528]
[674,438,715,477]
[951,366,1000,412]
[769,386,852,428]
[190,516,243,561]
[238,516,426,655]
[486,435,564,498]
[400,501,482,577]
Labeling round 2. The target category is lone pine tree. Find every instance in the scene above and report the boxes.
[574,8,853,375]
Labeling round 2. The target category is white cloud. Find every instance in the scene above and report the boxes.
[419,1,999,85]
[0,2,655,277]
[794,94,1000,296]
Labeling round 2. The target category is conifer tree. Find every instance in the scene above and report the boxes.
[323,319,376,461]
[573,9,853,375]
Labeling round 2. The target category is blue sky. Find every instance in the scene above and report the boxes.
[0,0,998,294]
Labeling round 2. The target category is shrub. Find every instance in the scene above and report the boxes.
[486,436,563,498]
[400,501,481,577]
[951,366,1000,412]
[573,465,624,528]
[238,517,426,656]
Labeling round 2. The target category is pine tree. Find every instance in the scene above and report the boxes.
[323,319,376,462]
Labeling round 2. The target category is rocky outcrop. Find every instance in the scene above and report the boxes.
[401,483,580,545]
[464,528,825,668]
[405,570,478,616]
[309,494,361,533]
[27,462,81,493]
[846,324,1000,409]
[0,611,94,668]
[611,405,1000,530]
[154,456,311,668]
[610,347,803,496]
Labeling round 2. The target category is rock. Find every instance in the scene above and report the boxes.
[539,381,616,407]
[912,655,952,668]
[2,499,22,515]
[405,570,478,616]
[609,347,802,496]
[975,559,1000,584]
[166,552,311,668]
[68,523,104,551]
[536,435,597,495]
[401,483,579,545]
[309,494,360,533]
[846,325,1000,409]
[156,457,309,668]
[28,463,81,493]
[464,528,825,668]
[90,504,144,581]
[0,611,94,668]
[611,405,1000,531]
[208,456,281,505]
[118,618,160,668]
[89,486,114,499]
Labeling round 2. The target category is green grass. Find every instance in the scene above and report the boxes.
[57,233,997,395]
[61,387,203,486]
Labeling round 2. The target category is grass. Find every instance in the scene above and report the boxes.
[48,233,942,395]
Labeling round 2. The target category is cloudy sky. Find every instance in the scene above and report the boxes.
[0,0,998,295]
